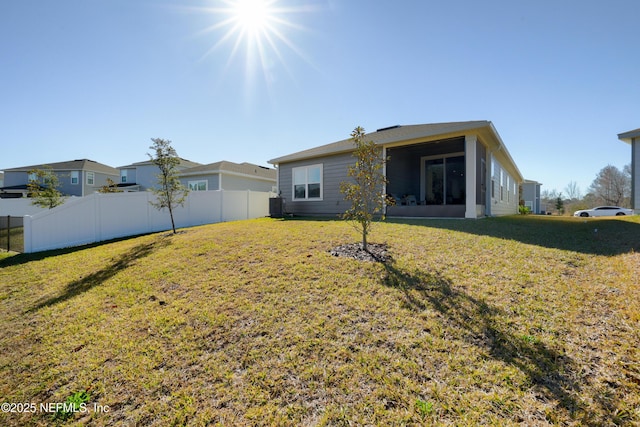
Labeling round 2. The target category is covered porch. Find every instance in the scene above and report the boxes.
[384,135,486,218]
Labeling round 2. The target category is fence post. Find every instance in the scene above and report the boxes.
[23,215,32,253]
[7,215,10,252]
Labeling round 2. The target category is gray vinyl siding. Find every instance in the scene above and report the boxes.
[220,174,275,192]
[3,171,26,187]
[475,141,487,206]
[278,152,355,216]
[135,164,161,191]
[522,182,541,214]
[58,171,81,197]
[85,171,119,196]
[490,155,518,216]
[120,168,136,184]
[4,169,118,197]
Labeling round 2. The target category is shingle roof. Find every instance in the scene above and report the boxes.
[268,121,492,164]
[180,161,276,180]
[118,158,201,169]
[269,120,523,182]
[3,159,118,175]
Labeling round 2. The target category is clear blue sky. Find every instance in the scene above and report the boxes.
[2,0,638,195]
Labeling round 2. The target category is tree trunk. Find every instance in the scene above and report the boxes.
[168,199,176,234]
[362,225,368,252]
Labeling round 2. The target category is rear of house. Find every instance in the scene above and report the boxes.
[521,180,543,214]
[179,161,276,192]
[0,159,119,198]
[116,158,202,192]
[269,121,523,218]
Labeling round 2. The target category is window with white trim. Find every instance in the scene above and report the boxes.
[292,164,322,200]
[71,171,79,185]
[188,180,207,191]
[28,172,37,182]
[120,170,128,183]
[87,171,95,185]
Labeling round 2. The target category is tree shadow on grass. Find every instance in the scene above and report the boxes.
[381,261,618,425]
[26,239,166,313]
[0,232,162,269]
[387,215,640,256]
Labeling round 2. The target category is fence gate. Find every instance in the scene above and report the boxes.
[0,216,24,253]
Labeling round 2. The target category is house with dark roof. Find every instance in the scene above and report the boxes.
[0,159,119,198]
[179,161,276,192]
[617,127,640,211]
[269,121,523,218]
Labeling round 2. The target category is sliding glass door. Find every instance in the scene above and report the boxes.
[422,155,465,205]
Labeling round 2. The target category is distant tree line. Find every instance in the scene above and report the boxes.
[541,164,631,215]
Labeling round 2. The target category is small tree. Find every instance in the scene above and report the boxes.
[27,167,65,209]
[588,164,630,207]
[555,193,565,215]
[98,178,123,193]
[339,126,388,251]
[148,138,189,234]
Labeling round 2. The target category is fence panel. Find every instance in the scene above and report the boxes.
[0,216,24,253]
[23,190,270,253]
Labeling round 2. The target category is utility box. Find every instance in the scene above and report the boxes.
[269,197,283,218]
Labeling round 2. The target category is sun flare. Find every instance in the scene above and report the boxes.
[233,0,271,34]
[195,0,312,89]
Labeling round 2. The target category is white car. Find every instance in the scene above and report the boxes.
[573,206,634,217]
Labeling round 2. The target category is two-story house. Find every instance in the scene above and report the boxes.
[0,159,119,198]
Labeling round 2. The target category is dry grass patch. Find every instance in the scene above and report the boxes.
[0,215,638,425]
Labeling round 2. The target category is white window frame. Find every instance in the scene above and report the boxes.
[292,164,323,201]
[120,170,128,183]
[71,171,79,185]
[87,171,95,185]
[188,180,208,191]
[419,152,465,204]
[28,172,37,182]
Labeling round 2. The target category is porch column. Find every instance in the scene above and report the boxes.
[465,135,478,218]
[633,138,640,211]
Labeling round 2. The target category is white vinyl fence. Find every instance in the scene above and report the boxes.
[23,190,271,253]
[0,197,52,217]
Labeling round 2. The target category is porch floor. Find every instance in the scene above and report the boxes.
[386,205,465,218]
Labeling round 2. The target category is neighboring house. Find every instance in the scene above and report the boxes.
[0,172,4,188]
[618,128,640,212]
[179,161,276,192]
[269,121,523,218]
[521,180,543,214]
[0,159,119,198]
[117,158,201,191]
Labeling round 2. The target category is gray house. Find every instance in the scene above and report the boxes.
[618,128,640,212]
[179,161,276,192]
[521,180,543,214]
[0,159,119,198]
[269,121,523,218]
[117,158,201,191]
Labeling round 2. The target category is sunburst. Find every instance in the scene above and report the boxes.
[194,0,311,88]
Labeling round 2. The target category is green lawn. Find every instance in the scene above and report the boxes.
[0,216,638,426]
